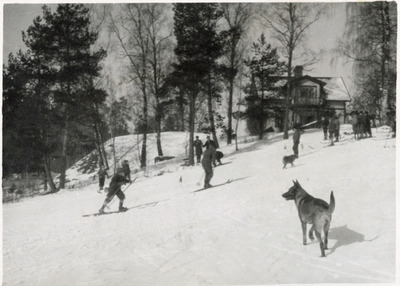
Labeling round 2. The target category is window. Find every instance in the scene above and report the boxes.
[299,86,317,99]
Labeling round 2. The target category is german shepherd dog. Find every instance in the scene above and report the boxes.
[282,180,335,257]
[282,154,296,169]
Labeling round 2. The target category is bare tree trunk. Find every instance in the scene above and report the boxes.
[156,111,163,156]
[94,122,104,167]
[59,110,69,189]
[44,153,57,192]
[188,90,196,166]
[207,73,219,148]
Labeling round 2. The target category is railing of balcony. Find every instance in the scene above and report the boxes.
[293,97,320,105]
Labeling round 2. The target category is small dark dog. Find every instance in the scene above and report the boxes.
[154,156,175,164]
[282,180,335,257]
[282,154,296,169]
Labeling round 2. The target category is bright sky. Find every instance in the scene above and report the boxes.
[1,2,354,89]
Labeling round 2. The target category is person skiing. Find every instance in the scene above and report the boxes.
[194,136,203,164]
[201,141,216,188]
[99,168,130,213]
[121,160,131,181]
[292,123,301,158]
[97,165,109,193]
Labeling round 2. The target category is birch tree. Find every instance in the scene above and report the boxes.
[258,3,325,139]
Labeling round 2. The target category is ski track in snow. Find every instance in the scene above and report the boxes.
[3,126,397,285]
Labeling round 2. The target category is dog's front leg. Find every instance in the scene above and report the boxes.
[301,222,307,245]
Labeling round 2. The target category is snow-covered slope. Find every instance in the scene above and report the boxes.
[3,125,397,286]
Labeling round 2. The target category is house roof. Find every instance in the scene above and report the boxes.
[317,77,351,102]
[291,75,327,86]
[258,75,351,102]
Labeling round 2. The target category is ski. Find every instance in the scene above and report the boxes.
[192,179,232,193]
[215,162,232,167]
[83,208,128,217]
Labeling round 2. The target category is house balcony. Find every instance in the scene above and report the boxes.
[293,97,321,106]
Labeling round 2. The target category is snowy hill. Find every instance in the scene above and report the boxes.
[3,125,397,286]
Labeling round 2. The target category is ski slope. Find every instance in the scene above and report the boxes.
[2,125,398,285]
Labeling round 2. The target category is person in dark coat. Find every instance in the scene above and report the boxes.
[201,141,216,188]
[203,135,215,150]
[358,111,365,139]
[97,165,109,193]
[121,160,131,181]
[99,168,130,213]
[333,115,340,142]
[351,110,359,140]
[365,111,372,137]
[322,116,330,140]
[292,124,301,158]
[194,136,203,164]
[328,116,337,146]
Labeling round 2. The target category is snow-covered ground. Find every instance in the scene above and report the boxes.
[2,125,398,285]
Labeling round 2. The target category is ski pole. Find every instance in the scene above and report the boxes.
[106,177,137,209]
[196,172,205,186]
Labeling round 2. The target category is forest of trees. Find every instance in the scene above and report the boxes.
[2,2,397,189]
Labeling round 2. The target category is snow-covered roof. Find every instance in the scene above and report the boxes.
[318,77,351,102]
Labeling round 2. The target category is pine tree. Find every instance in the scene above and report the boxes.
[173,3,224,165]
[244,33,286,139]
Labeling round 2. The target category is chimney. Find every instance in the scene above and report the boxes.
[294,66,303,78]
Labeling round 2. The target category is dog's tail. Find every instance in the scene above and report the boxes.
[327,191,335,214]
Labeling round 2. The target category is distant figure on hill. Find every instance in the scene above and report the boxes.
[334,115,340,142]
[194,136,203,164]
[292,124,301,158]
[99,168,130,213]
[322,116,330,140]
[351,110,359,140]
[201,141,216,189]
[97,165,109,193]
[358,111,366,139]
[328,115,337,146]
[122,160,131,181]
[203,135,215,150]
[365,111,372,138]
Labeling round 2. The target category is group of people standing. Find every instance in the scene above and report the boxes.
[322,115,341,146]
[350,110,373,140]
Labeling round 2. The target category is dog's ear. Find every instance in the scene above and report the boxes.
[292,180,297,185]
[295,180,301,187]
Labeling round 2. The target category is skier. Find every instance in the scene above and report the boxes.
[97,165,109,193]
[121,160,131,181]
[99,168,130,213]
[292,124,301,158]
[201,141,216,188]
[194,136,203,164]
